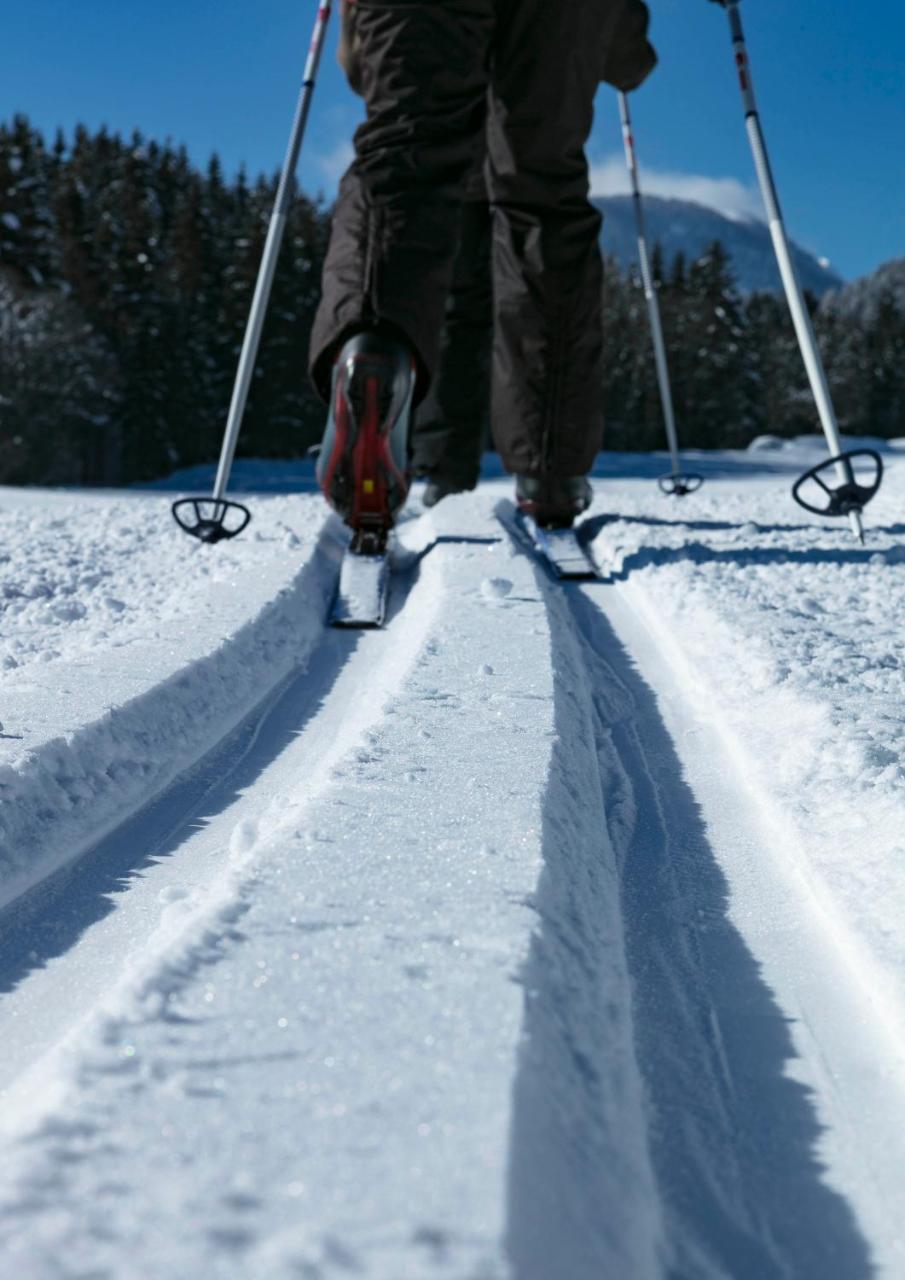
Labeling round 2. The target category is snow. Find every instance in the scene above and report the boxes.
[0,488,334,907]
[0,451,904,1277]
[588,476,905,1039]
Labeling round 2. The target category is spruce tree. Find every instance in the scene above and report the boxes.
[863,290,905,438]
[744,291,812,438]
[0,116,56,286]
[679,242,750,447]
[0,271,120,483]
[815,302,868,437]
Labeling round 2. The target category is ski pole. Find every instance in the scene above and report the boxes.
[618,91,703,497]
[173,0,334,544]
[718,0,882,542]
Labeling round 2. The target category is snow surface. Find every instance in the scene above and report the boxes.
[0,489,334,907]
[0,451,903,1278]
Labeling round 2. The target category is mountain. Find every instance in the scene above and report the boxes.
[819,257,905,321]
[594,194,843,297]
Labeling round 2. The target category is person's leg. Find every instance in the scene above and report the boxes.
[310,1,493,402]
[311,1,493,536]
[487,0,611,520]
[411,176,493,497]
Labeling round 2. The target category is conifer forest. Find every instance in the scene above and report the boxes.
[1,114,903,487]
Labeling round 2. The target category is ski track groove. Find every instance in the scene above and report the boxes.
[621,566,905,1060]
[505,510,900,1277]
[0,517,345,913]
[568,568,904,1277]
[0,528,443,1143]
[548,576,773,1278]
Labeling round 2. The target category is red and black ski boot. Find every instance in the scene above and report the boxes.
[317,331,415,554]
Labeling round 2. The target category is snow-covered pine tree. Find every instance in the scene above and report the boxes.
[863,289,905,438]
[656,249,693,447]
[814,302,868,438]
[0,115,56,287]
[679,241,750,448]
[744,291,813,439]
[600,253,652,450]
[0,270,120,483]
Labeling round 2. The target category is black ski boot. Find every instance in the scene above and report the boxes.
[515,475,593,528]
[317,331,416,550]
[422,476,477,508]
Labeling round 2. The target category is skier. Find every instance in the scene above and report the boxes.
[335,0,657,513]
[315,0,656,538]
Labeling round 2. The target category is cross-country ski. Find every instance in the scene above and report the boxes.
[505,507,600,580]
[330,531,392,627]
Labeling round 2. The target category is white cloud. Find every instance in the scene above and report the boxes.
[310,142,763,225]
[589,153,764,223]
[315,140,354,188]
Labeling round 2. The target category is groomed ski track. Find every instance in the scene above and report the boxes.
[1,469,904,1277]
[0,527,442,1135]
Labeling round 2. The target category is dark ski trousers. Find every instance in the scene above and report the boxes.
[411,178,492,488]
[310,0,611,479]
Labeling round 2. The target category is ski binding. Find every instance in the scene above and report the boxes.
[331,529,391,628]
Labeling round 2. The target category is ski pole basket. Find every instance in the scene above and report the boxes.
[171,497,252,543]
[658,471,704,498]
[791,450,883,519]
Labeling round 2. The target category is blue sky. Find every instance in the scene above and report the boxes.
[2,0,902,280]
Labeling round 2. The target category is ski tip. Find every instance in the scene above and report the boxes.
[331,612,385,629]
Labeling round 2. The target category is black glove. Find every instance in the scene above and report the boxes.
[602,0,657,93]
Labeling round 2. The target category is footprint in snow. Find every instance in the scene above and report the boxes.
[480,576,513,602]
[230,818,259,855]
[158,885,190,906]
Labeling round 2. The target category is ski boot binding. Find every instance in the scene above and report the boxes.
[515,475,593,529]
[318,331,415,553]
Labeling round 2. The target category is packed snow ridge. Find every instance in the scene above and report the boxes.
[0,446,903,1278]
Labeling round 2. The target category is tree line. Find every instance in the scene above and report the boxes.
[1,115,902,486]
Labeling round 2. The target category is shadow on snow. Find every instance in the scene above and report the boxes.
[504,576,874,1278]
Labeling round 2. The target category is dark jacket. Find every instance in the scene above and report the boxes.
[338,0,657,97]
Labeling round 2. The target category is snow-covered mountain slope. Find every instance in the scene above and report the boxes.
[820,256,905,322]
[0,453,903,1278]
[595,195,843,295]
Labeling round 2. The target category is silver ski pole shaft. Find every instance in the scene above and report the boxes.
[211,0,333,503]
[722,0,863,541]
[618,91,682,478]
